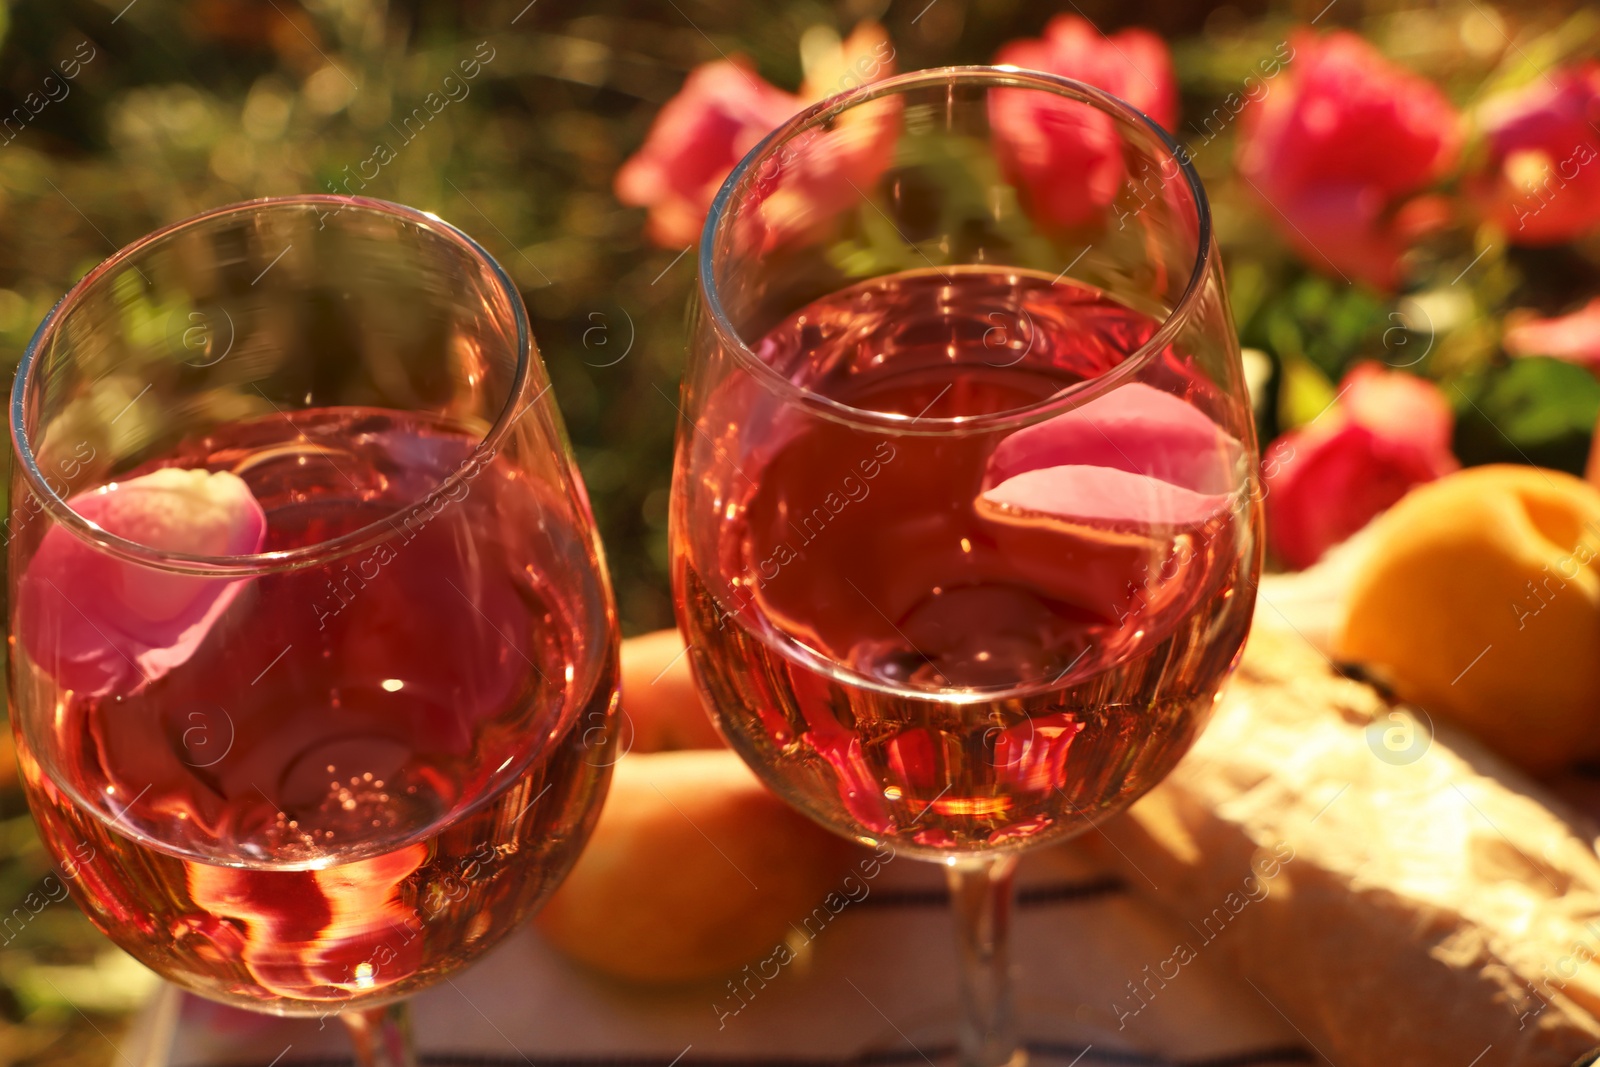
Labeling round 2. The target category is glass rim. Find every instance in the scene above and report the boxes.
[9,194,533,578]
[697,64,1214,436]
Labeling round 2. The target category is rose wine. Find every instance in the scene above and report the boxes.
[675,268,1256,857]
[12,408,617,1014]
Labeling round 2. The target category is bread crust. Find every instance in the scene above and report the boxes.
[1094,626,1600,1066]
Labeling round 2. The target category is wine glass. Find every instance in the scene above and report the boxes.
[8,196,619,1067]
[671,67,1260,1066]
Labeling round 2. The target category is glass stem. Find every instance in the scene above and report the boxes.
[343,1001,417,1067]
[946,854,1023,1067]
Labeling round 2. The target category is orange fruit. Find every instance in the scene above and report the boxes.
[1337,464,1600,774]
[618,629,726,754]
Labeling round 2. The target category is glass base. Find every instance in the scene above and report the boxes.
[860,995,1159,1066]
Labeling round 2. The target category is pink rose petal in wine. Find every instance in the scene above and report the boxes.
[17,468,267,697]
[982,381,1243,531]
[981,464,1234,529]
[973,383,1243,624]
[986,382,1241,497]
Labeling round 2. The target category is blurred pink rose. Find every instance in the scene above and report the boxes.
[615,24,895,248]
[614,62,799,248]
[991,16,1178,229]
[1467,64,1600,246]
[741,24,901,254]
[1236,31,1461,290]
[995,16,1178,128]
[1504,298,1600,374]
[1264,363,1458,568]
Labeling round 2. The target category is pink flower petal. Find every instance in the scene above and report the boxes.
[970,384,1242,623]
[986,382,1241,497]
[1504,298,1600,373]
[980,464,1234,528]
[17,468,267,696]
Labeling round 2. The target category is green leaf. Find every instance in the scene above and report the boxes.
[1226,259,1268,331]
[1278,355,1338,431]
[1471,358,1600,445]
[1452,357,1600,474]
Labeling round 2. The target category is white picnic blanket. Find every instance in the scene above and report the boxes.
[122,840,1310,1067]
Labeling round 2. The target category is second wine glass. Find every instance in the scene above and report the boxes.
[9,196,620,1067]
[671,67,1261,1066]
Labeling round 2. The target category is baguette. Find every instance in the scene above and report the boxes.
[1094,623,1600,1066]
